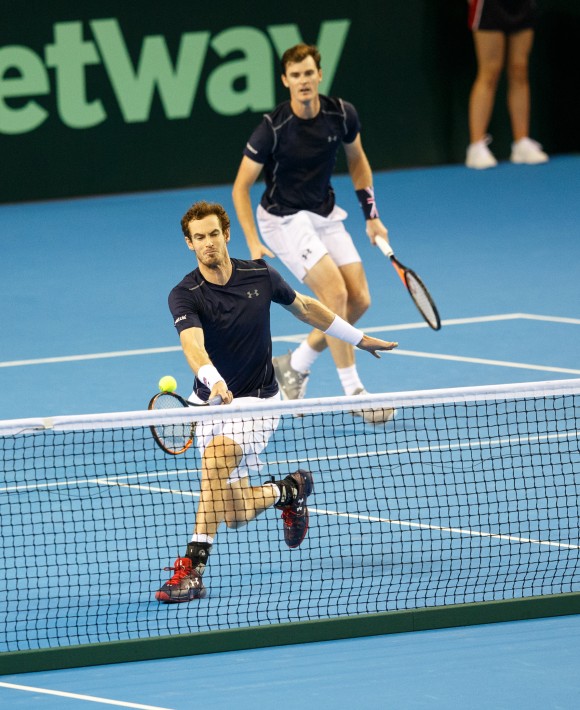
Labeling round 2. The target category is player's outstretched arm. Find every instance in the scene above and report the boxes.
[284,292,397,357]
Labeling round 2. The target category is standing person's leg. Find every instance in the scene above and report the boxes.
[466,30,506,168]
[506,28,534,141]
[304,257,355,362]
[263,208,379,399]
[282,259,371,396]
[301,256,394,424]
[302,256,366,392]
[507,29,549,164]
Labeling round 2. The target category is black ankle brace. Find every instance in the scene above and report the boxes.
[186,541,212,574]
[272,475,297,509]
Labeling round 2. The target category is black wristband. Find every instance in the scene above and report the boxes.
[356,186,379,220]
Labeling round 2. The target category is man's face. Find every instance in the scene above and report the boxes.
[185,214,229,268]
[281,55,322,105]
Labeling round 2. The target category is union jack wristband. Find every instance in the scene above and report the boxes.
[356,187,379,220]
[197,364,225,390]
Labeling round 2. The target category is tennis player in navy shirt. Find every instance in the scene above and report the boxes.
[156,200,398,603]
[233,43,392,417]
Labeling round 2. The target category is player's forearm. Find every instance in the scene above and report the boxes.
[296,296,367,347]
[347,147,385,233]
[182,348,214,381]
[346,147,373,189]
[181,342,229,399]
[344,134,377,193]
[180,329,213,375]
[287,293,342,332]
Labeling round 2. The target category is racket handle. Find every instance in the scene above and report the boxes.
[375,236,394,258]
[208,395,223,406]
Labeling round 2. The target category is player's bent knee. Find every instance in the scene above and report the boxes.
[356,290,371,313]
[349,289,370,319]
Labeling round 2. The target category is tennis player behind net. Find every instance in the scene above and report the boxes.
[155,200,398,603]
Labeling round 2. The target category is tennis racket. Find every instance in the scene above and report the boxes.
[375,236,441,331]
[148,391,223,455]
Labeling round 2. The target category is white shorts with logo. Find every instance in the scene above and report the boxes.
[257,204,361,283]
[188,391,281,484]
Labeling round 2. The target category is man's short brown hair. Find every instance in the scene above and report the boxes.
[181,201,231,239]
[281,44,321,74]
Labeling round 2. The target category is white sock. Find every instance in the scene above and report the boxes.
[267,482,282,506]
[338,365,364,395]
[291,342,319,374]
[190,533,214,545]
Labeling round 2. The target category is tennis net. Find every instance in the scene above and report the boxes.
[0,379,579,655]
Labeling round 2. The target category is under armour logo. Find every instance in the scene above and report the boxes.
[247,289,259,298]
[327,135,338,142]
[301,248,312,261]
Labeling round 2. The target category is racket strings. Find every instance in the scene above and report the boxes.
[404,271,440,329]
[149,392,194,455]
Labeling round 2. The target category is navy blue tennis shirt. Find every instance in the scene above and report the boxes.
[168,259,296,400]
[244,96,360,217]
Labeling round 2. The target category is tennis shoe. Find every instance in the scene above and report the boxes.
[273,351,310,400]
[510,137,549,165]
[351,388,397,425]
[465,136,497,169]
[276,469,314,548]
[155,556,207,603]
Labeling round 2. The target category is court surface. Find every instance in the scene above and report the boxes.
[0,155,579,707]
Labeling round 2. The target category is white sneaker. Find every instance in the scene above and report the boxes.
[465,136,498,169]
[351,388,396,425]
[510,137,549,165]
[272,351,309,400]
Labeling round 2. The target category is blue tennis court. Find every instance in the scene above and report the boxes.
[0,156,579,707]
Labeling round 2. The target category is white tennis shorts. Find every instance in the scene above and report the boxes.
[257,204,361,282]
[188,391,281,484]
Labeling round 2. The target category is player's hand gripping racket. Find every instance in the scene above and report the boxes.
[148,391,223,455]
[375,236,441,331]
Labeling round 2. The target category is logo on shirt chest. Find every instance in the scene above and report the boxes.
[327,135,338,142]
[247,289,260,298]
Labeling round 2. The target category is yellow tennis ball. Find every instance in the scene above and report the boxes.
[158,375,177,393]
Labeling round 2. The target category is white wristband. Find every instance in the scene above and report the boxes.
[197,364,225,389]
[324,316,364,346]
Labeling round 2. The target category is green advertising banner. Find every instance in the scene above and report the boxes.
[1,1,578,202]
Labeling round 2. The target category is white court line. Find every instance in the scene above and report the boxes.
[0,346,180,368]
[0,468,201,494]
[94,480,199,497]
[390,349,580,375]
[311,508,580,550]
[0,681,175,710]
[517,314,580,325]
[1,312,578,368]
